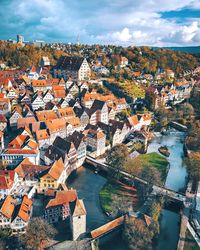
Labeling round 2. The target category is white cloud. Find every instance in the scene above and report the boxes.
[0,0,199,46]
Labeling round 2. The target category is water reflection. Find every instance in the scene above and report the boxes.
[148,130,187,250]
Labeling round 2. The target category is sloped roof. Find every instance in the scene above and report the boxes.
[36,110,58,121]
[46,158,65,180]
[36,129,50,141]
[17,195,32,222]
[0,195,17,219]
[55,56,84,71]
[0,170,15,190]
[70,199,86,217]
[67,131,85,149]
[17,117,37,129]
[128,115,139,126]
[46,189,77,208]
[91,216,125,239]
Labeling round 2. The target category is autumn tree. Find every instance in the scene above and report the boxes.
[70,239,93,250]
[123,217,153,250]
[123,158,143,176]
[20,218,57,250]
[106,144,129,178]
[180,103,194,120]
[185,152,200,184]
[190,87,200,112]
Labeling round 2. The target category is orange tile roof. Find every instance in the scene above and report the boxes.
[17,195,32,222]
[45,158,65,180]
[53,85,66,98]
[133,72,141,77]
[91,216,125,239]
[58,107,75,118]
[36,129,50,141]
[36,110,58,121]
[83,93,98,102]
[52,85,65,91]
[141,114,151,121]
[8,135,28,149]
[46,118,66,132]
[50,78,59,85]
[32,79,48,87]
[4,149,39,155]
[46,190,77,208]
[0,195,17,219]
[27,139,38,150]
[128,115,139,126]
[17,117,37,128]
[67,117,80,127]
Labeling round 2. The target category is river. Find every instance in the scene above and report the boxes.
[148,130,188,250]
[67,129,188,250]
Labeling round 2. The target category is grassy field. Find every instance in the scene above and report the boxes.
[135,152,169,179]
[184,229,200,250]
[99,181,139,214]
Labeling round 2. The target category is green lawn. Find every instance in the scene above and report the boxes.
[135,152,169,179]
[184,229,200,250]
[99,181,139,214]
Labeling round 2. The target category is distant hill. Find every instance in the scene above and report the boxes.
[154,46,200,54]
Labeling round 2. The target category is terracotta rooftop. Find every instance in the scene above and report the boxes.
[4,149,39,155]
[36,110,58,121]
[91,216,125,239]
[128,115,139,126]
[17,195,33,222]
[46,189,77,208]
[17,117,37,129]
[44,158,65,181]
[0,170,15,190]
[36,129,50,141]
[0,195,17,219]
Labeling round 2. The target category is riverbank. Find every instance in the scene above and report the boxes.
[134,152,169,181]
[148,130,188,250]
[99,180,140,214]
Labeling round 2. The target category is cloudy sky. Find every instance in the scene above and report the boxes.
[0,0,199,46]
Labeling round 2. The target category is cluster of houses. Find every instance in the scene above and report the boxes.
[146,81,194,109]
[0,56,152,241]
